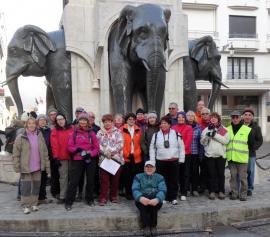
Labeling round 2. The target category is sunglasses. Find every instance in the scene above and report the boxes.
[231,115,240,119]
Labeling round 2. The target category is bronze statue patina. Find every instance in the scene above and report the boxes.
[5,25,72,121]
[108,4,171,116]
[183,36,227,111]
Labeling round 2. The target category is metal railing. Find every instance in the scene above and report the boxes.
[229,33,257,38]
[227,72,258,80]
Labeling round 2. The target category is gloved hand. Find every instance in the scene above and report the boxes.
[76,147,83,153]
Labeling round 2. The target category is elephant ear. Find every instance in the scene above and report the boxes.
[117,5,136,56]
[22,25,56,68]
[163,9,171,53]
[190,36,214,71]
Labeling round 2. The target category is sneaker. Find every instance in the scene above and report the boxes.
[143,226,151,237]
[31,206,39,212]
[151,227,158,236]
[180,196,186,201]
[218,192,225,200]
[162,200,167,204]
[23,207,31,214]
[208,192,215,200]
[247,190,252,196]
[65,204,72,211]
[192,191,199,197]
[172,199,178,205]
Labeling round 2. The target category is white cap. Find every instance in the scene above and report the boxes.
[144,160,156,167]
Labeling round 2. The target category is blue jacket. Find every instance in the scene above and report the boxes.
[132,173,167,203]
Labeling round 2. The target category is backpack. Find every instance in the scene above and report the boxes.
[4,126,18,153]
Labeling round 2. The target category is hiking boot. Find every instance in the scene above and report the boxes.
[192,191,199,197]
[218,192,225,200]
[247,190,252,196]
[208,192,215,200]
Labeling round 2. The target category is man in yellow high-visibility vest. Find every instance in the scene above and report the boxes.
[226,111,254,201]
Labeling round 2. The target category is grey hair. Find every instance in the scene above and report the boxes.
[169,102,178,109]
[186,110,195,116]
[201,107,210,113]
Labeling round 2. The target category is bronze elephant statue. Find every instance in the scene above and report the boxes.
[108,4,171,116]
[183,36,228,111]
[4,25,72,121]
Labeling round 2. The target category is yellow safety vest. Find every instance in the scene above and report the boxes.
[226,124,251,164]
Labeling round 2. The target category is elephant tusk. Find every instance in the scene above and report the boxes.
[142,60,151,72]
[0,77,16,86]
[162,63,168,72]
[217,80,229,88]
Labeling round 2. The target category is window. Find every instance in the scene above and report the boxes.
[227,57,255,79]
[229,15,256,38]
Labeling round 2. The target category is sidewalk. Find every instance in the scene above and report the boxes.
[0,143,269,233]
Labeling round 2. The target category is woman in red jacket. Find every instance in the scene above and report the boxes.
[172,111,193,201]
[65,112,100,210]
[50,113,73,203]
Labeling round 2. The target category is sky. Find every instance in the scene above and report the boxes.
[1,0,63,111]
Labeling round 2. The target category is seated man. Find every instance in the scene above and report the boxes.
[132,161,167,237]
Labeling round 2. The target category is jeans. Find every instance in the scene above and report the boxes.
[247,156,256,191]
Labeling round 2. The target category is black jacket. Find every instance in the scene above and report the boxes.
[246,121,263,157]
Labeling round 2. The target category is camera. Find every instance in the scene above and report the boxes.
[81,150,91,164]
[164,140,170,148]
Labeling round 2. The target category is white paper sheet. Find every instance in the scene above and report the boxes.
[100,158,121,175]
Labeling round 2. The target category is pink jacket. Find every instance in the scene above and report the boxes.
[68,128,100,161]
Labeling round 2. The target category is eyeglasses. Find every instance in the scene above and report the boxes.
[201,113,209,115]
[89,116,95,119]
[231,116,240,119]
[168,108,176,110]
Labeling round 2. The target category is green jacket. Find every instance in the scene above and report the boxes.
[13,130,50,174]
[132,172,167,203]
[226,124,251,164]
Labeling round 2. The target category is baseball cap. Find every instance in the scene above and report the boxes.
[144,160,156,167]
[230,111,241,117]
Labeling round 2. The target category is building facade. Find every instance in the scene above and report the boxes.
[182,0,270,141]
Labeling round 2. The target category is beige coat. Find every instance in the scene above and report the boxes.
[13,130,50,174]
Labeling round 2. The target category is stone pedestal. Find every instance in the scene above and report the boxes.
[0,151,19,184]
[62,0,188,121]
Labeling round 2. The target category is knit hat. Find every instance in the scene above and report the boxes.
[147,111,157,119]
[177,111,187,121]
[37,114,48,122]
[75,106,85,113]
[136,108,145,115]
[47,107,58,115]
[78,112,90,121]
[160,116,171,125]
[242,108,254,116]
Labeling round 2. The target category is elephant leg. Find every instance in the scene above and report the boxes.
[183,57,197,112]
[46,85,56,112]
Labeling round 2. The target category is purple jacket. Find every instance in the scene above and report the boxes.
[68,128,100,161]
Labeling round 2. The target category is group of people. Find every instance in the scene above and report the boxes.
[9,101,263,237]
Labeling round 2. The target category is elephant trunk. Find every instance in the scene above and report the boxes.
[208,78,221,111]
[6,76,24,118]
[145,51,164,113]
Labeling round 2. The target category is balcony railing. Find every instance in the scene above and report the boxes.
[188,30,219,40]
[227,73,257,80]
[229,33,257,38]
[227,35,259,51]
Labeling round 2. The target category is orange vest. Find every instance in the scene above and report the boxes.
[121,124,142,164]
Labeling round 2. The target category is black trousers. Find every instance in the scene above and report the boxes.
[38,171,47,200]
[156,160,178,201]
[205,156,226,193]
[66,159,96,205]
[122,156,143,197]
[179,155,193,196]
[188,154,199,192]
[199,157,209,191]
[50,159,60,197]
[135,202,162,228]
